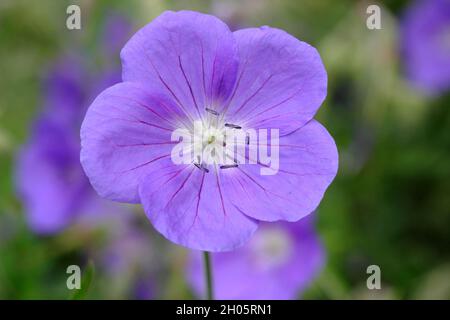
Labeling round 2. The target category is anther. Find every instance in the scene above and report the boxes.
[225,123,242,129]
[220,164,238,169]
[194,162,209,173]
[246,134,250,145]
[205,108,219,116]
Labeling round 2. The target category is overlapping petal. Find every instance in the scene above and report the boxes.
[121,10,239,120]
[222,120,338,222]
[80,82,182,203]
[138,159,258,252]
[221,27,327,135]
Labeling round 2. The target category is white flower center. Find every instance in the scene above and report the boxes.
[189,108,246,170]
[250,227,293,270]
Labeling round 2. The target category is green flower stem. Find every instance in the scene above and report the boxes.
[203,251,214,300]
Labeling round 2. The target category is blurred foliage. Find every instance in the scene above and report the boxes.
[0,0,449,299]
[70,260,94,300]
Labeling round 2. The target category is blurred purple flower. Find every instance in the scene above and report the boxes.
[188,216,325,299]
[133,279,154,300]
[101,13,134,59]
[80,10,338,251]
[15,14,132,234]
[43,57,85,122]
[16,59,89,233]
[102,228,151,275]
[99,225,155,299]
[402,0,450,94]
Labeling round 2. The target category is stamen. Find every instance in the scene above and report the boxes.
[220,164,238,169]
[205,108,219,116]
[246,134,250,145]
[194,162,209,173]
[225,123,242,129]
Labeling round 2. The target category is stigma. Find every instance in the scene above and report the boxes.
[189,108,246,172]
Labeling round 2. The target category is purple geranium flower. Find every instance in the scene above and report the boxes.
[101,13,134,60]
[98,224,156,299]
[401,0,450,94]
[16,58,123,233]
[187,216,325,299]
[16,58,91,233]
[80,10,338,251]
[133,279,154,300]
[16,15,132,234]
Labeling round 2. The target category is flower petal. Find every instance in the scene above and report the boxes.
[80,82,182,203]
[221,27,327,135]
[401,0,450,94]
[223,120,338,222]
[16,119,86,233]
[121,10,238,120]
[138,159,258,252]
[188,217,325,299]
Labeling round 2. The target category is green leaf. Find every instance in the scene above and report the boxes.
[70,261,95,300]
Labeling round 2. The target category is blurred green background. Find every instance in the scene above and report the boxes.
[0,0,449,299]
